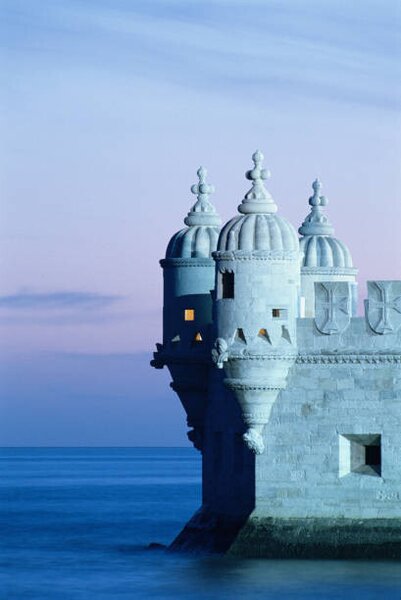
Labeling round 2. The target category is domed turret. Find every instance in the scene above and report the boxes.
[212,151,300,454]
[152,167,221,450]
[218,151,298,255]
[298,180,358,317]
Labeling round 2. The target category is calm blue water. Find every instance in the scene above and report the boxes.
[1,448,401,600]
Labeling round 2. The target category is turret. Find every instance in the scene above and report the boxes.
[299,179,358,317]
[212,151,300,454]
[151,167,221,449]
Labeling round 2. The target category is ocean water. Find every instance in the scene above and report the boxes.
[1,448,401,600]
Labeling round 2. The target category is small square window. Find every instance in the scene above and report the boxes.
[339,434,381,477]
[184,309,195,321]
[272,308,288,319]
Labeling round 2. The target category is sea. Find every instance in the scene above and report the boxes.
[1,447,401,600]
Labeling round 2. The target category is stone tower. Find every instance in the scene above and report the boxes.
[212,151,300,454]
[151,167,221,450]
[298,179,358,318]
[152,150,401,558]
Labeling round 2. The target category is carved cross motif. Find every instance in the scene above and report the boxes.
[366,281,401,334]
[314,282,351,335]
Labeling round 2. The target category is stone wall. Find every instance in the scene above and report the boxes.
[255,316,401,519]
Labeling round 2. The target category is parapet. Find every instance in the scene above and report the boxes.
[297,280,401,357]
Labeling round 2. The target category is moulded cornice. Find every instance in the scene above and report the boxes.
[160,257,214,269]
[301,267,358,276]
[212,250,299,262]
[296,353,401,364]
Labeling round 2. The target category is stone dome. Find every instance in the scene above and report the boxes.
[166,226,220,258]
[217,150,298,253]
[166,166,221,259]
[218,213,298,252]
[299,179,354,269]
[300,235,353,268]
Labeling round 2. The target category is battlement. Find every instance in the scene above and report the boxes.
[299,280,401,356]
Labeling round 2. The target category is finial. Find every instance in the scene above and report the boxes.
[238,150,277,215]
[299,178,333,236]
[309,178,328,207]
[190,166,215,201]
[246,150,271,183]
[184,166,221,227]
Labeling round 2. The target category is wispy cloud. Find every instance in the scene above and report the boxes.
[0,291,122,310]
[1,0,400,109]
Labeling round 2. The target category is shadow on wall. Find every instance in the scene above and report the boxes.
[171,369,256,553]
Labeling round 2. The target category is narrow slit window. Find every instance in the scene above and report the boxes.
[184,309,195,321]
[222,272,234,299]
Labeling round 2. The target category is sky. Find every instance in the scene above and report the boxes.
[0,0,400,445]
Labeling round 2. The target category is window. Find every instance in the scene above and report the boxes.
[339,434,382,477]
[258,328,270,342]
[235,328,246,343]
[193,332,203,342]
[171,334,180,343]
[222,272,234,299]
[272,308,288,319]
[184,309,195,321]
[365,444,381,469]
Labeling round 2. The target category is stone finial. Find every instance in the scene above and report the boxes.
[309,178,328,208]
[238,150,278,215]
[191,166,214,200]
[298,178,333,236]
[184,166,221,227]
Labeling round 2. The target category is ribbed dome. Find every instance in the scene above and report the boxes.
[218,213,299,252]
[216,150,299,254]
[300,235,353,268]
[166,226,220,258]
[299,179,354,270]
[165,166,221,259]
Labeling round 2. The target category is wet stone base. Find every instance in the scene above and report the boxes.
[169,507,248,554]
[171,509,401,559]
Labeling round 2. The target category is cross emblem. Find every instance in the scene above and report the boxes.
[368,282,401,334]
[320,287,349,333]
[315,282,351,335]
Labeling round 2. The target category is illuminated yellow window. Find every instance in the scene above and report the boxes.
[258,328,270,342]
[194,332,203,342]
[184,309,195,321]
